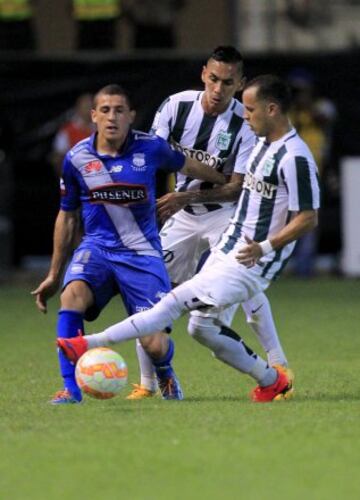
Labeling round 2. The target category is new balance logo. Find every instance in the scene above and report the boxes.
[109,165,124,173]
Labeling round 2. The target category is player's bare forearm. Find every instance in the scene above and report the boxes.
[157,173,243,222]
[31,209,79,312]
[48,210,78,279]
[179,173,243,204]
[268,210,318,250]
[181,157,226,185]
[236,210,318,267]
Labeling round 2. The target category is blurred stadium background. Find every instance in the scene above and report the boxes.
[1,0,360,280]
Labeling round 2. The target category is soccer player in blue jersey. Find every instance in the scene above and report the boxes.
[32,84,227,404]
[58,75,320,402]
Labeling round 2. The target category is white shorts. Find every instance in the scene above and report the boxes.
[160,207,235,284]
[181,247,271,316]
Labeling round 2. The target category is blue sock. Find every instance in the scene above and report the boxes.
[57,310,84,401]
[152,338,175,380]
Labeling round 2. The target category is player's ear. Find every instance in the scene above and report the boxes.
[237,76,247,92]
[91,109,97,124]
[201,65,207,84]
[130,110,136,124]
[267,102,279,116]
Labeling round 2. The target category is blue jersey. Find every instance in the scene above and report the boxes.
[60,130,185,257]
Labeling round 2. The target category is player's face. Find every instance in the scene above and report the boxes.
[242,86,272,138]
[201,59,244,115]
[91,93,135,147]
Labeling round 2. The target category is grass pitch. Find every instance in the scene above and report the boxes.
[0,276,360,500]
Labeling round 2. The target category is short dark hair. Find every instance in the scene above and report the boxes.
[208,45,244,74]
[244,75,292,113]
[93,84,133,109]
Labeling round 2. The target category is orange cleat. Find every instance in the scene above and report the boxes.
[250,365,291,403]
[273,365,295,401]
[126,384,158,400]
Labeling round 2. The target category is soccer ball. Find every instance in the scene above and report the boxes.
[75,347,128,399]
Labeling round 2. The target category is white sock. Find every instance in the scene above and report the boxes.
[248,358,277,386]
[85,290,185,348]
[242,293,288,366]
[136,339,158,391]
[188,315,275,385]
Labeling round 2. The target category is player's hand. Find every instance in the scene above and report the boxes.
[157,192,189,223]
[31,276,60,314]
[235,235,263,268]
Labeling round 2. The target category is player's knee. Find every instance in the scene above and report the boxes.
[140,332,169,358]
[242,292,269,324]
[187,315,217,348]
[60,280,93,312]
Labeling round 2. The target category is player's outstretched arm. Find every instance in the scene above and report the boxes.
[31,209,79,313]
[181,157,227,185]
[157,172,244,223]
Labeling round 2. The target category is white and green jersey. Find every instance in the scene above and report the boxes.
[150,90,255,216]
[217,128,321,281]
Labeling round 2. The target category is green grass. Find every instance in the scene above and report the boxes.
[0,276,360,500]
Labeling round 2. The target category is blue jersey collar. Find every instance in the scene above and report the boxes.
[89,130,135,157]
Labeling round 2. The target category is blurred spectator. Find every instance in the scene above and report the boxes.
[124,0,184,49]
[51,93,94,177]
[288,68,337,277]
[285,0,331,28]
[72,0,121,50]
[0,0,36,50]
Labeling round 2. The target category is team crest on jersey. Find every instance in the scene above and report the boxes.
[262,156,275,176]
[132,153,147,171]
[215,131,232,151]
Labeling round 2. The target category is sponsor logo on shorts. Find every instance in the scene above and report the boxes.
[89,183,148,205]
[162,250,174,263]
[244,172,276,199]
[135,305,151,312]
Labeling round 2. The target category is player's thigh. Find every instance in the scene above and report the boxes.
[160,211,202,283]
[112,255,171,316]
[60,279,94,312]
[188,250,270,309]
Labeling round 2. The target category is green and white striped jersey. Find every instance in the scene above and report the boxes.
[151,90,255,215]
[218,128,321,281]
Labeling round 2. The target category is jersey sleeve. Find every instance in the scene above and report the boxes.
[232,121,256,175]
[281,154,321,211]
[59,154,81,211]
[149,97,172,140]
[155,136,186,172]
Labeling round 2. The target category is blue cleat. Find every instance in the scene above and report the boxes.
[157,371,184,400]
[50,389,82,405]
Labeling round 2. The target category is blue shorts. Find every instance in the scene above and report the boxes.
[63,242,171,322]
